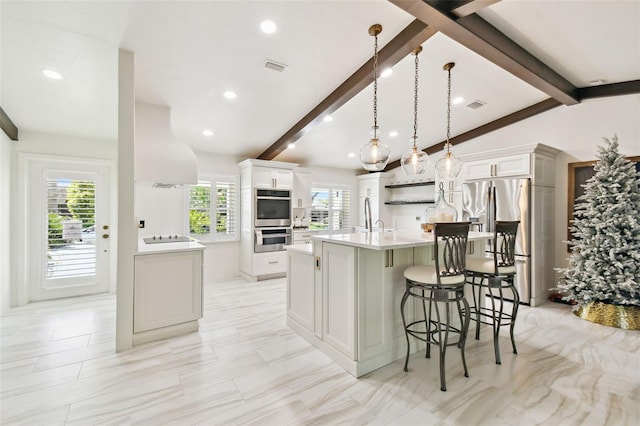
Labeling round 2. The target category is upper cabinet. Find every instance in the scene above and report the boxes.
[462,153,530,181]
[293,168,312,208]
[253,167,293,189]
[460,144,560,187]
[238,159,297,190]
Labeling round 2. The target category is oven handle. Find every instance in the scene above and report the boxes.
[256,196,291,201]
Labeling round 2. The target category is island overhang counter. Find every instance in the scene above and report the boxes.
[286,230,493,378]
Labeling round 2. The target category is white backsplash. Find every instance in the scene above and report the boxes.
[135,184,187,237]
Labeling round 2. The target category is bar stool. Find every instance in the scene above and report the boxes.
[400,222,471,392]
[466,220,520,365]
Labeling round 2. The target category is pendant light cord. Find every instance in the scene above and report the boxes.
[446,65,452,154]
[413,52,419,144]
[373,32,378,134]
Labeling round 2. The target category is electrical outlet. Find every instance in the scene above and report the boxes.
[139,220,145,229]
[415,216,420,221]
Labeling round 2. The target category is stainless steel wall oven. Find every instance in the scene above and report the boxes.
[254,227,292,253]
[255,189,291,227]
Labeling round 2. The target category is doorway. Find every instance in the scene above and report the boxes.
[22,155,113,301]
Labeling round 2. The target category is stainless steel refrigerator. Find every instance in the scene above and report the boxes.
[462,178,531,304]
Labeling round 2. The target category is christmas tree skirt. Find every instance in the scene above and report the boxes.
[574,302,640,330]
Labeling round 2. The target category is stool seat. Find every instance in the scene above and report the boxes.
[404,265,466,286]
[466,257,516,275]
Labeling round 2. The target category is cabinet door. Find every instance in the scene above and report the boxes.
[287,250,315,332]
[358,248,413,362]
[463,158,494,180]
[495,154,530,177]
[253,251,286,275]
[293,172,312,208]
[134,250,203,333]
[322,243,356,358]
[253,167,275,188]
[274,169,293,189]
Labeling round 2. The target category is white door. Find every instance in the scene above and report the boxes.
[26,157,112,301]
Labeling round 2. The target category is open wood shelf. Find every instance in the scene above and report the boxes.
[385,181,435,189]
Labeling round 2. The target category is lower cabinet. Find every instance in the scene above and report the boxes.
[286,249,315,332]
[322,242,357,359]
[357,247,414,362]
[253,251,286,276]
[134,250,203,333]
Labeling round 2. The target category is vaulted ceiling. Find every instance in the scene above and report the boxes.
[2,1,639,170]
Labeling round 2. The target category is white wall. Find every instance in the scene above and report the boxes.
[1,132,12,314]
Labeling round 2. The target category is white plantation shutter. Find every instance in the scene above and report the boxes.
[189,176,239,242]
[310,186,350,231]
[46,178,97,279]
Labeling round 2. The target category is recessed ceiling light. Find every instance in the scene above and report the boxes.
[452,96,465,105]
[42,69,63,80]
[389,131,398,138]
[287,143,295,149]
[323,115,333,122]
[380,68,393,78]
[260,20,277,34]
[223,91,237,99]
[202,129,213,137]
[589,79,605,86]
[348,153,355,158]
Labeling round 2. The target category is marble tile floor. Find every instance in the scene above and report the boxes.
[1,277,639,425]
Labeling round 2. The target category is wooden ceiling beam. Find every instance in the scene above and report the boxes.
[0,106,19,141]
[389,0,579,106]
[577,80,640,100]
[258,20,436,161]
[384,98,562,171]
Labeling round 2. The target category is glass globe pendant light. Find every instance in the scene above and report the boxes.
[360,24,390,172]
[401,46,428,176]
[435,62,463,180]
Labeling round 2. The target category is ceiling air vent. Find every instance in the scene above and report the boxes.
[264,59,287,72]
[466,100,486,109]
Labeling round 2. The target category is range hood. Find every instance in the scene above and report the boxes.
[135,102,198,186]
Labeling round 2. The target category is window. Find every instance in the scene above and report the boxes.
[310,186,351,231]
[189,176,239,242]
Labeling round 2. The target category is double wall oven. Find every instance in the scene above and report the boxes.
[254,189,292,253]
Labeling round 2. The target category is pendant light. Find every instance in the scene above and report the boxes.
[435,62,463,180]
[360,24,390,172]
[401,46,428,175]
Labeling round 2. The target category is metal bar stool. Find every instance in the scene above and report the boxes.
[400,222,471,391]
[466,220,520,365]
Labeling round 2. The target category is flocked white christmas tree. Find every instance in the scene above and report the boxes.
[557,136,640,308]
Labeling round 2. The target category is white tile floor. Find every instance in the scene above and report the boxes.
[1,277,639,425]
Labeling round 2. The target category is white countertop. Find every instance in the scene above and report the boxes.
[286,242,313,255]
[136,239,206,255]
[311,230,493,250]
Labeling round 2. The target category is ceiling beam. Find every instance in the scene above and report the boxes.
[258,20,436,161]
[433,0,502,18]
[384,98,561,171]
[389,0,579,106]
[0,106,19,141]
[577,80,640,100]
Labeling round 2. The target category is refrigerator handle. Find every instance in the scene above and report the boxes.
[487,185,495,233]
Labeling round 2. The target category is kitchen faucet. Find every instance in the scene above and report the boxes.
[364,197,372,232]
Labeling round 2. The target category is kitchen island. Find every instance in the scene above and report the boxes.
[286,230,492,377]
[133,239,205,345]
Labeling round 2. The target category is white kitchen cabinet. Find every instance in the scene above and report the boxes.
[322,242,357,358]
[357,247,414,362]
[253,166,293,189]
[357,173,392,229]
[293,169,312,208]
[134,249,203,333]
[253,251,287,276]
[463,153,531,180]
[286,248,315,332]
[293,229,318,243]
